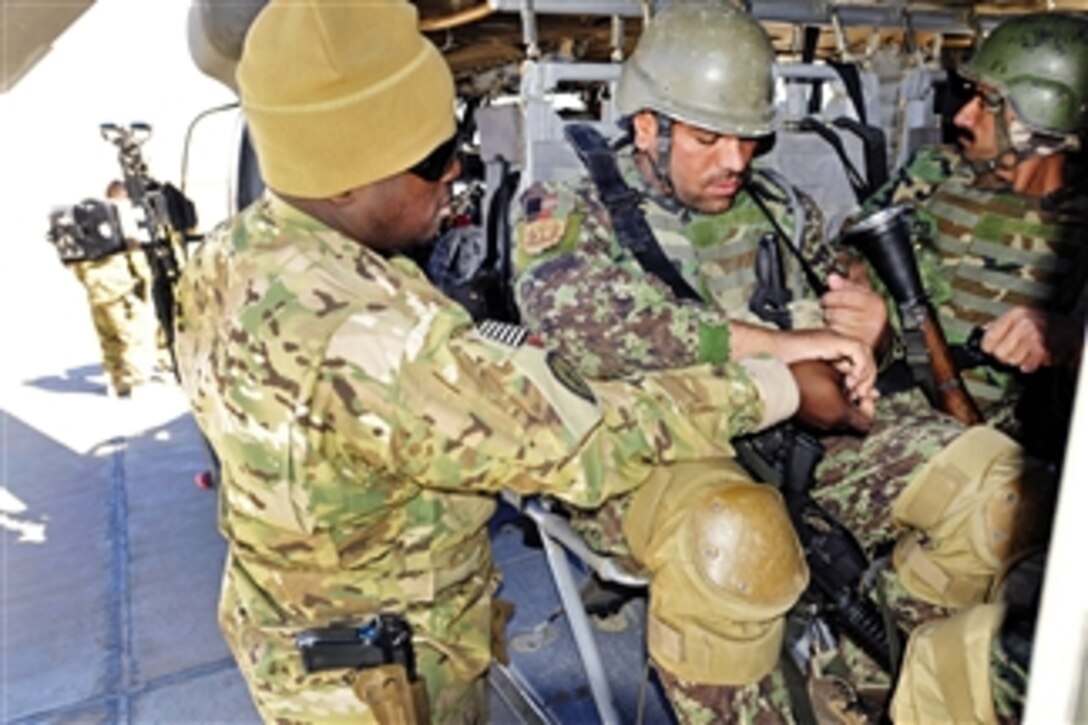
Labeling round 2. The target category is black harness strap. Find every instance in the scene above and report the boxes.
[832,116,889,194]
[827,61,869,127]
[565,123,702,301]
[798,117,869,201]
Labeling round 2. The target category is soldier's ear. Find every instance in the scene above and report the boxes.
[632,111,658,152]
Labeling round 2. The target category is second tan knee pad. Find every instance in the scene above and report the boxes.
[624,460,809,685]
[892,427,1054,608]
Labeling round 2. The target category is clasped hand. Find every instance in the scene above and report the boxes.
[777,328,879,433]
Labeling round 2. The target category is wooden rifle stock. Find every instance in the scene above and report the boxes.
[914,306,984,425]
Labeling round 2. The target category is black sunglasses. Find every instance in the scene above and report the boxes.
[408,134,460,182]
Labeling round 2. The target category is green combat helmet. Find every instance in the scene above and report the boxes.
[615,0,776,138]
[959,12,1088,138]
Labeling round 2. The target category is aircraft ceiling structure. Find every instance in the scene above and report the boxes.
[412,0,1077,83]
[0,0,1076,91]
[0,0,95,92]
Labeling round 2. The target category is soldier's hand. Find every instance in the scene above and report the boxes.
[789,360,875,433]
[820,272,890,353]
[774,329,878,404]
[982,306,1083,373]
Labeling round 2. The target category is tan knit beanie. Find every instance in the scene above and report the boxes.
[237,0,456,198]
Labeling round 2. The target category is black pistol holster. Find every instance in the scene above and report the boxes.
[295,612,430,724]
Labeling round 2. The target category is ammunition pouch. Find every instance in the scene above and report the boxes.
[892,427,1053,608]
[624,460,809,685]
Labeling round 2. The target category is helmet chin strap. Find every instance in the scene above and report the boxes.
[966,104,1024,178]
[644,113,684,214]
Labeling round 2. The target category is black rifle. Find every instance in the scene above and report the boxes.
[736,429,905,676]
[749,233,794,330]
[101,123,224,490]
[100,122,199,381]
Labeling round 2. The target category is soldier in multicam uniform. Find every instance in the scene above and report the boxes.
[833,12,1088,466]
[66,180,162,398]
[172,0,861,721]
[105,180,175,377]
[513,3,1054,721]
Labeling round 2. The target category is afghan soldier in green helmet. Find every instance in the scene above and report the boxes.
[516,3,881,720]
[833,12,1088,465]
[818,13,1088,721]
[174,0,849,720]
[513,2,1055,721]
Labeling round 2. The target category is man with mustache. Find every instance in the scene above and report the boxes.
[512,3,1053,721]
[826,12,1088,466]
[818,17,1088,719]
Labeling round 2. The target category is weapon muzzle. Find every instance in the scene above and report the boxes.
[842,206,926,307]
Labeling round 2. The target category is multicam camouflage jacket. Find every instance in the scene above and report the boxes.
[513,144,833,379]
[860,146,1088,436]
[173,192,785,705]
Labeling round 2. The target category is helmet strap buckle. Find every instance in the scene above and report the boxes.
[648,112,680,210]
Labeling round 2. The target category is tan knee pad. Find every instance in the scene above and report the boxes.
[624,460,809,685]
[890,603,1005,724]
[892,427,1053,608]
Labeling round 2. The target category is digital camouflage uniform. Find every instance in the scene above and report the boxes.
[860,145,1088,460]
[175,193,789,723]
[70,249,162,396]
[512,145,1013,720]
[514,147,966,550]
[864,15,1088,718]
[834,145,1088,722]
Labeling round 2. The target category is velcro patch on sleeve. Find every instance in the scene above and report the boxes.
[511,345,601,440]
[471,321,600,440]
[544,350,596,404]
[521,182,558,222]
[515,182,582,266]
